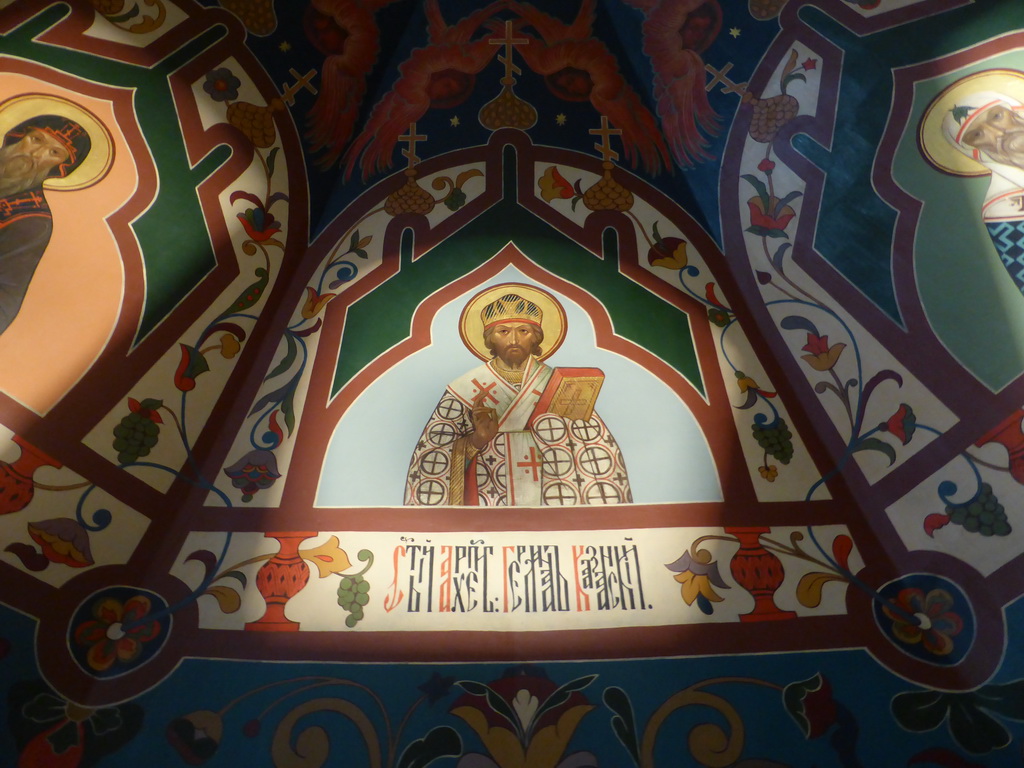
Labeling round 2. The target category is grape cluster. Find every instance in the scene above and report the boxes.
[752,419,794,464]
[337,574,370,628]
[748,93,799,143]
[946,484,1011,537]
[112,412,160,464]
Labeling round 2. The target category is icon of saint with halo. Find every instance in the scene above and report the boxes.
[404,283,632,507]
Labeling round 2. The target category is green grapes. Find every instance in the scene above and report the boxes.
[112,411,160,464]
[337,574,370,628]
[751,419,794,465]
[945,484,1011,537]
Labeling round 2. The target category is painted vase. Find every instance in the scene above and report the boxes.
[246,531,315,631]
[725,526,796,622]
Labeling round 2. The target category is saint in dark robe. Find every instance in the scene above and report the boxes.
[0,114,92,334]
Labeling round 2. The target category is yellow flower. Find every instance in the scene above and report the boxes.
[737,375,759,393]
[800,333,846,372]
[538,166,575,202]
[647,237,689,270]
[301,286,336,319]
[673,570,726,606]
[299,535,353,578]
[218,333,241,359]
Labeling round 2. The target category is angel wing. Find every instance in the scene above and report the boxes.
[641,0,722,167]
[650,48,720,166]
[303,0,391,168]
[343,0,505,180]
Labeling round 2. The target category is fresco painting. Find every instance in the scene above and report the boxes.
[3,0,1024,766]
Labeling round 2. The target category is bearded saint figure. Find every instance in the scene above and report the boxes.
[943,91,1024,294]
[0,114,92,334]
[404,289,631,507]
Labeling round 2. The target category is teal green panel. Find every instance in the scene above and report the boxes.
[332,197,702,398]
[5,10,230,342]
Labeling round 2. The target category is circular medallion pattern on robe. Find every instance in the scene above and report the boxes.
[583,480,624,505]
[419,449,450,477]
[475,458,493,488]
[533,414,568,444]
[435,395,465,422]
[427,421,459,446]
[543,481,580,505]
[414,478,446,505]
[542,446,574,478]
[570,418,603,443]
[578,445,614,478]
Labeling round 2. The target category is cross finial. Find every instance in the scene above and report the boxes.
[589,115,622,163]
[399,123,427,168]
[280,68,319,106]
[704,62,747,96]
[490,19,528,85]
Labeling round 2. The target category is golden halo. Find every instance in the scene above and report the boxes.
[459,282,567,362]
[0,93,114,191]
[919,69,1024,177]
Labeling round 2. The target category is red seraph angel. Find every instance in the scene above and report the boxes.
[343,0,507,181]
[507,0,671,175]
[303,0,403,169]
[621,0,722,167]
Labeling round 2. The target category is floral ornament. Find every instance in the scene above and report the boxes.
[28,518,94,567]
[783,673,837,739]
[892,679,1024,755]
[743,173,800,238]
[10,679,143,768]
[665,548,730,615]
[432,169,484,212]
[538,166,585,211]
[783,673,861,763]
[236,201,281,241]
[647,221,689,270]
[799,332,846,371]
[203,68,240,102]
[873,575,974,666]
[217,332,241,358]
[758,464,778,482]
[703,282,733,328]
[301,286,336,319]
[167,709,223,764]
[883,587,963,656]
[223,448,281,502]
[878,403,916,445]
[72,592,165,675]
[6,517,96,572]
[451,667,596,768]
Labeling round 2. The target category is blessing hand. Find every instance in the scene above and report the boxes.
[470,392,498,449]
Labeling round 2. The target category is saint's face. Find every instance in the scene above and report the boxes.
[0,127,70,195]
[962,105,1024,168]
[488,323,539,367]
[3,128,69,177]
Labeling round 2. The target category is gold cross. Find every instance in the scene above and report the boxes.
[490,19,528,84]
[704,62,747,96]
[280,68,318,106]
[399,122,427,168]
[589,115,622,163]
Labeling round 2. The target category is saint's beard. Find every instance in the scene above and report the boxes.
[0,143,55,197]
[497,345,530,368]
[982,119,1024,170]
